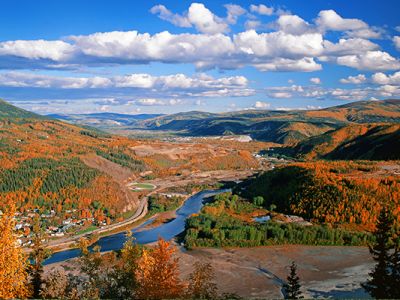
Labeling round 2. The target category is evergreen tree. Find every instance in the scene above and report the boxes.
[283,261,303,299]
[389,244,400,298]
[363,207,394,298]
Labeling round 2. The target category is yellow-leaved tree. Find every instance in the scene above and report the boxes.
[0,197,30,298]
[136,238,183,299]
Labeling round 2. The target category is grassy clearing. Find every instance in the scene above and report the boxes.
[76,225,97,235]
[130,182,156,190]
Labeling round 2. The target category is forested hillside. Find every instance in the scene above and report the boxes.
[285,123,400,160]
[236,161,400,232]
[0,100,147,226]
[0,100,262,229]
[0,99,44,119]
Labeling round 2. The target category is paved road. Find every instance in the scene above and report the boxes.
[43,187,150,251]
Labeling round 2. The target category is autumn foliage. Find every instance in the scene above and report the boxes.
[136,238,183,299]
[0,198,30,298]
[240,161,400,231]
[37,236,218,299]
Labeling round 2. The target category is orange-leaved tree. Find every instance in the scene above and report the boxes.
[136,238,183,299]
[0,197,30,298]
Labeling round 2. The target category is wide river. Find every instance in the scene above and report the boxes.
[44,189,228,265]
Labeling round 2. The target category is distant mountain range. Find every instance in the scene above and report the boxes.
[4,98,399,161]
[48,112,163,128]
[48,99,400,147]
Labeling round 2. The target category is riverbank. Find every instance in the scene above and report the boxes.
[44,244,373,298]
[36,169,255,255]
[44,189,226,264]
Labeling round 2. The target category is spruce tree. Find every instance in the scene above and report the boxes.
[390,245,400,298]
[283,261,303,299]
[363,207,394,298]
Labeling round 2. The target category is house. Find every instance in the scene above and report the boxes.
[47,226,58,233]
[62,218,72,225]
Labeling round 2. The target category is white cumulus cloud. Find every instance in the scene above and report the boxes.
[340,74,367,84]
[316,10,368,32]
[0,40,75,61]
[150,5,192,27]
[188,3,228,34]
[337,51,400,71]
[249,4,274,16]
[310,77,321,84]
[371,71,400,85]
[276,14,313,35]
[254,101,271,109]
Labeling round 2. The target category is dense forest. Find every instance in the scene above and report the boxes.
[184,192,372,248]
[273,123,400,160]
[0,100,262,227]
[0,101,148,223]
[236,161,400,231]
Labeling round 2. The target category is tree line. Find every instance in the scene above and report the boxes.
[95,149,146,172]
[4,194,400,298]
[236,162,400,231]
[0,199,221,299]
[184,192,372,249]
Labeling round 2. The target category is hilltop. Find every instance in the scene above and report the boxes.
[0,99,45,119]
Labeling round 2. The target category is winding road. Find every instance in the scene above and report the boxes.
[44,189,227,264]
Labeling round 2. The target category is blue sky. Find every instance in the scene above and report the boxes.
[0,0,400,114]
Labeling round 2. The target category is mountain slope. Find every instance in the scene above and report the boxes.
[47,99,400,145]
[138,99,400,144]
[318,99,400,123]
[48,112,163,127]
[0,100,147,224]
[326,124,400,160]
[0,99,44,119]
[277,123,400,160]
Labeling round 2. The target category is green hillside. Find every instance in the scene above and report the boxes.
[0,99,43,120]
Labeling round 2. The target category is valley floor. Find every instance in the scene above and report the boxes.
[46,245,373,299]
[178,245,373,298]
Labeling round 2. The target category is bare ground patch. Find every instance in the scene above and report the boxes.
[177,245,373,299]
[81,154,140,212]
